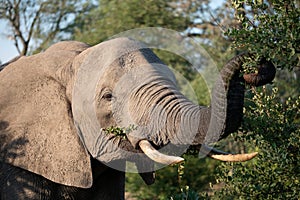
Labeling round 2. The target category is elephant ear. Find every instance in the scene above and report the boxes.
[0,41,93,188]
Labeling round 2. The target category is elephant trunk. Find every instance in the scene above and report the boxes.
[205,54,276,143]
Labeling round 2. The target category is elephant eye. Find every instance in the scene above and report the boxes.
[102,92,113,101]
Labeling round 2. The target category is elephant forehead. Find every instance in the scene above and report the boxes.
[114,63,169,90]
[80,37,164,73]
[93,48,176,92]
[84,37,148,67]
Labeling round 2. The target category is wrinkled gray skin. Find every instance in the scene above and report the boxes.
[0,38,275,199]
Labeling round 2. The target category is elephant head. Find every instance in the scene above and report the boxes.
[0,37,275,188]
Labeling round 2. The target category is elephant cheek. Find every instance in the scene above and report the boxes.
[126,128,149,149]
[96,109,115,128]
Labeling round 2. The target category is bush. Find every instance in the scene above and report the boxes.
[213,86,300,199]
[126,155,218,200]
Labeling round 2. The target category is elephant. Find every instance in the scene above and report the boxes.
[0,37,276,199]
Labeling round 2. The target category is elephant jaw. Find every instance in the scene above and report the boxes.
[138,140,258,164]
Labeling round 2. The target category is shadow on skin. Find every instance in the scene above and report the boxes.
[0,120,127,199]
[0,121,82,199]
[0,120,35,199]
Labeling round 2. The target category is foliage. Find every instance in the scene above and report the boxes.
[72,0,189,45]
[0,0,91,55]
[212,4,300,198]
[275,68,300,100]
[213,87,300,199]
[102,125,137,139]
[126,155,218,200]
[226,0,300,70]
[171,186,202,200]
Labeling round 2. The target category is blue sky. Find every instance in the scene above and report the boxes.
[0,0,224,64]
[0,21,19,63]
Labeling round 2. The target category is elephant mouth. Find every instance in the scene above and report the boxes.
[138,139,258,164]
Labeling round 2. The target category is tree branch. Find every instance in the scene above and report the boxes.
[26,3,45,44]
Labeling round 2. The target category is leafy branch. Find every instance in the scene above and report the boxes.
[102,124,137,139]
[226,0,300,70]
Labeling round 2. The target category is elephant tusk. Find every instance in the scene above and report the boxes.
[201,145,258,162]
[209,152,258,162]
[139,140,184,165]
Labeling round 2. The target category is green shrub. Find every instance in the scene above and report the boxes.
[213,87,300,199]
[126,156,218,200]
